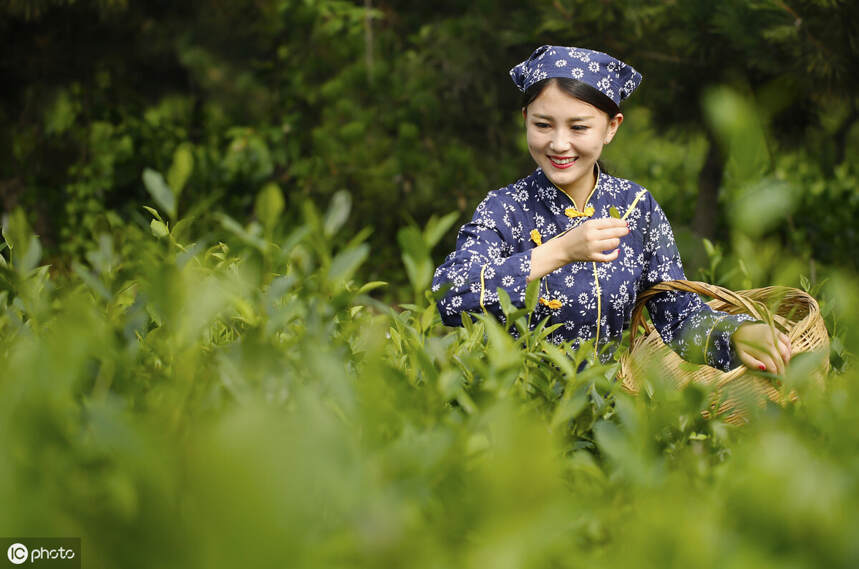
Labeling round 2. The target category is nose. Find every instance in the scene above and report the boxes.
[549,131,571,153]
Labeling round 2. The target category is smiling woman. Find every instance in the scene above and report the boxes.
[522,77,621,209]
[432,45,791,374]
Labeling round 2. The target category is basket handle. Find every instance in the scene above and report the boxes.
[629,279,771,344]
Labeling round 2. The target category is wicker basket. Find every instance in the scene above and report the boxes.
[617,280,830,424]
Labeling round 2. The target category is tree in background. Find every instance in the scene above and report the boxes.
[1,0,856,278]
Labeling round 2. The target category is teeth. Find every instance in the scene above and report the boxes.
[552,157,576,164]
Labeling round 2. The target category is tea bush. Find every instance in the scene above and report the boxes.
[1,168,857,567]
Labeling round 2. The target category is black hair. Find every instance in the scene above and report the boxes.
[521,77,620,118]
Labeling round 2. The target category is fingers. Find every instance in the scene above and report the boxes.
[735,323,794,375]
[777,331,792,362]
[593,237,621,251]
[593,249,619,263]
[561,217,629,264]
[597,226,631,239]
[738,350,766,372]
[581,223,629,239]
[583,219,629,263]
[766,349,784,375]
[777,335,791,364]
[588,217,629,229]
[739,349,779,375]
[754,346,784,375]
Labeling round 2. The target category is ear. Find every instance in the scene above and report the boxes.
[521,107,527,119]
[604,113,624,144]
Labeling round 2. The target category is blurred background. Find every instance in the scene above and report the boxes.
[2,0,857,286]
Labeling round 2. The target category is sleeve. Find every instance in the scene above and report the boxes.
[635,192,755,371]
[432,193,532,327]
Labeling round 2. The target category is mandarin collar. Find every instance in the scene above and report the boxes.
[534,164,603,213]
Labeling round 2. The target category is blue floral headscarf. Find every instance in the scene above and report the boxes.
[510,45,642,106]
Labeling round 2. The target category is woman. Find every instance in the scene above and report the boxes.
[432,45,790,373]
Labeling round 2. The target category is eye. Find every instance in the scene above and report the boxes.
[571,125,589,131]
[534,122,550,129]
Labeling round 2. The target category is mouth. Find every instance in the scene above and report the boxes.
[548,155,578,169]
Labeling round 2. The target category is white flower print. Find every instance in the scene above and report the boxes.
[588,61,599,73]
[431,171,749,372]
[555,59,567,67]
[571,68,584,79]
[519,257,530,272]
[514,188,528,202]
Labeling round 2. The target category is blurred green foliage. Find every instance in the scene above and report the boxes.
[1,1,858,567]
[1,164,857,567]
[1,0,857,281]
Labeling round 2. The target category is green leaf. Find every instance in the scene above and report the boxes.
[702,238,715,257]
[402,255,433,295]
[142,206,163,222]
[398,226,429,260]
[420,303,436,331]
[72,262,111,301]
[255,182,285,231]
[398,226,432,292]
[2,209,42,273]
[540,343,576,380]
[423,211,459,249]
[323,191,352,237]
[167,142,194,197]
[327,244,369,283]
[525,278,540,313]
[551,394,588,429]
[481,314,520,370]
[437,369,462,399]
[358,281,388,294]
[18,235,42,274]
[150,219,169,239]
[217,213,267,251]
[731,177,799,237]
[1,210,22,251]
[143,168,177,220]
[44,89,79,135]
[609,206,621,219]
[497,287,514,319]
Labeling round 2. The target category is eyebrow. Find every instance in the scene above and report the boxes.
[531,113,594,121]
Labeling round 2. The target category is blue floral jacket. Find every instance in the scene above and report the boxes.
[432,167,753,371]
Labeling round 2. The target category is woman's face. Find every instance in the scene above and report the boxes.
[524,81,623,200]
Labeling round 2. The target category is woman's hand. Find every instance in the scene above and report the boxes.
[556,218,630,264]
[528,218,629,282]
[733,322,792,375]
